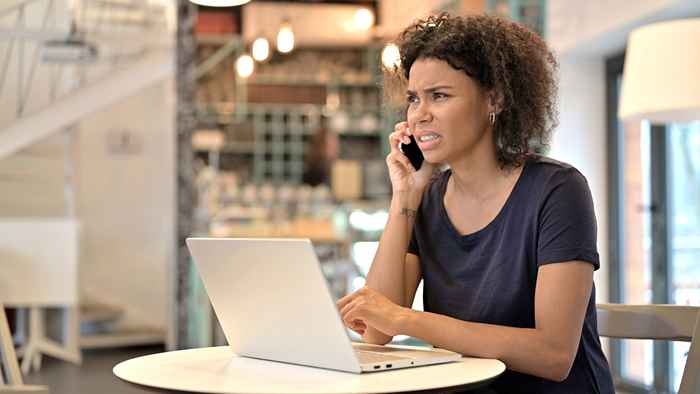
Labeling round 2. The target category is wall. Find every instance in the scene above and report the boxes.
[547,0,700,307]
[547,59,608,303]
[548,0,700,57]
[76,78,175,329]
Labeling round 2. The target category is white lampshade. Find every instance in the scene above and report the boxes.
[189,0,250,6]
[619,18,700,123]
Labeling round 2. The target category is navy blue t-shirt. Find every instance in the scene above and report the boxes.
[407,155,614,394]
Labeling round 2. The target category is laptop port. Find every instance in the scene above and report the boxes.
[374,365,380,369]
[386,364,392,368]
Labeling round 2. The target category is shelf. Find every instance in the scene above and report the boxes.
[249,74,378,87]
[337,131,383,138]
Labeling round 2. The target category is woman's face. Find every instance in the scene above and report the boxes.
[406,58,493,166]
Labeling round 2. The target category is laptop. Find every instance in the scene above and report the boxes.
[186,237,462,373]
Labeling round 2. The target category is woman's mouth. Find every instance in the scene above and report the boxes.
[416,133,441,150]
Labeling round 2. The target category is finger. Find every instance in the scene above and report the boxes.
[387,152,416,173]
[388,132,405,155]
[343,304,367,327]
[336,291,358,310]
[399,122,412,144]
[340,298,362,321]
[393,121,408,134]
[389,128,411,150]
[349,319,366,332]
[349,326,366,336]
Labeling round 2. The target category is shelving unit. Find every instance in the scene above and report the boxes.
[487,0,547,37]
[193,44,394,187]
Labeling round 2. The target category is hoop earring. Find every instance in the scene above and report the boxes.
[489,112,496,125]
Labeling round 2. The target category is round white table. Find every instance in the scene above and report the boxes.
[113,346,506,393]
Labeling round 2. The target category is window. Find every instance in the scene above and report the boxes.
[669,121,700,391]
[607,54,700,393]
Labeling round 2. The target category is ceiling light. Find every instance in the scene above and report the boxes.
[189,0,251,6]
[236,54,254,78]
[353,8,374,31]
[277,20,294,54]
[251,37,270,62]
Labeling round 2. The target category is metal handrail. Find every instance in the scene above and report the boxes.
[0,0,170,129]
[0,0,44,18]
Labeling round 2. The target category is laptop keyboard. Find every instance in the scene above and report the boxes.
[353,344,411,353]
[355,349,409,364]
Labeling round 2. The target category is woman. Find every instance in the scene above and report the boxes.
[337,13,614,393]
[302,121,339,187]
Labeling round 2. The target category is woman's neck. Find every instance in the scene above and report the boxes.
[448,150,517,202]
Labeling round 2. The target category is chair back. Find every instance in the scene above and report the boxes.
[597,304,700,394]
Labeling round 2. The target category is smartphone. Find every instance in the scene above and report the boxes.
[399,135,424,171]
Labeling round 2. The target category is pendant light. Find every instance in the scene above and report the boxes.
[189,0,251,7]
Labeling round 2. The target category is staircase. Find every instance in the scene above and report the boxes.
[0,0,174,159]
[80,302,164,349]
[0,0,174,354]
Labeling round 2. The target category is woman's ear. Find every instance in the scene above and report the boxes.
[488,89,505,114]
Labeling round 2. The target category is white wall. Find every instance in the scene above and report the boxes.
[0,134,69,217]
[549,0,700,58]
[76,78,175,329]
[547,59,608,303]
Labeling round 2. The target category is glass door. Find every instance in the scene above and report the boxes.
[668,121,700,391]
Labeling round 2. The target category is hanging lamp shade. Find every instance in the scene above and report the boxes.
[619,18,700,123]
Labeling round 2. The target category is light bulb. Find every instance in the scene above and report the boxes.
[277,21,294,54]
[236,54,254,78]
[252,37,270,62]
[381,43,401,70]
[354,8,374,31]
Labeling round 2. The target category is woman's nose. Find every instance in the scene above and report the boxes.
[408,102,432,126]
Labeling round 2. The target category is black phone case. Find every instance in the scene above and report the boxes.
[400,135,424,171]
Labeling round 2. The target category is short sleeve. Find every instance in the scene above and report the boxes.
[537,168,600,270]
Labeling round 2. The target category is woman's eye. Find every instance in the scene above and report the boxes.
[406,95,418,104]
[433,92,447,100]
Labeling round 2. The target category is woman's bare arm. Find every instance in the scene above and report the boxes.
[399,261,593,381]
[362,194,423,344]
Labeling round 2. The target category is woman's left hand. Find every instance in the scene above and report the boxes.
[337,287,411,337]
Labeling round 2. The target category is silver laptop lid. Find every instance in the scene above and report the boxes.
[186,238,362,373]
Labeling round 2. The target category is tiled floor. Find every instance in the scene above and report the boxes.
[22,345,164,394]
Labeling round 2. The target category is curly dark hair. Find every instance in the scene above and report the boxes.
[396,13,558,169]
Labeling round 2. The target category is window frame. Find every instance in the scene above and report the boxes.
[606,52,674,394]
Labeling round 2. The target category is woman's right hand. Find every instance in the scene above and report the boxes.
[387,122,435,196]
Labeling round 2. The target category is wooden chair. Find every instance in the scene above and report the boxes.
[597,304,700,394]
[0,305,48,394]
